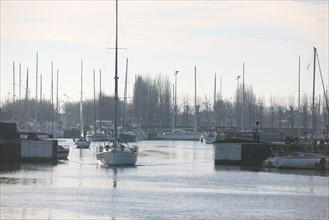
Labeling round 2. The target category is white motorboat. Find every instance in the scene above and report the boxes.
[156,129,201,141]
[96,0,138,166]
[272,151,327,169]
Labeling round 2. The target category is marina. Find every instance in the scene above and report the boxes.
[1,1,328,219]
[1,140,329,220]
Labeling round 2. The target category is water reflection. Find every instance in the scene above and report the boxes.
[214,164,329,177]
[0,163,21,173]
[96,165,137,188]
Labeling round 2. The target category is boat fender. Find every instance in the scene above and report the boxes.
[133,146,138,153]
[99,145,104,152]
[121,145,124,151]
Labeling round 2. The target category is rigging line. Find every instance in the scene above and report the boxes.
[303,54,313,97]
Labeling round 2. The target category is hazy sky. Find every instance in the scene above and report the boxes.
[1,0,328,109]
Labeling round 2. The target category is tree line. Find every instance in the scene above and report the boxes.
[2,73,328,131]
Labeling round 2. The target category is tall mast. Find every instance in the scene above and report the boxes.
[19,63,21,121]
[56,69,59,123]
[99,70,102,129]
[172,83,175,131]
[13,61,15,102]
[35,52,38,121]
[40,74,42,122]
[298,55,300,111]
[93,69,96,134]
[25,68,29,127]
[51,62,54,133]
[19,63,21,101]
[214,73,217,126]
[80,61,84,138]
[114,0,119,145]
[194,66,197,132]
[312,47,317,130]
[242,62,245,131]
[123,58,128,130]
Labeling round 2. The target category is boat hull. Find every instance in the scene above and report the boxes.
[86,133,110,142]
[75,140,91,148]
[57,147,70,160]
[156,134,200,141]
[96,148,137,165]
[272,153,324,169]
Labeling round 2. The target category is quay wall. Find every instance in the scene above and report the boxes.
[214,140,304,166]
[0,139,58,165]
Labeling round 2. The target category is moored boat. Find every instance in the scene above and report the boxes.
[86,132,110,142]
[156,129,201,141]
[272,151,328,169]
[57,145,70,160]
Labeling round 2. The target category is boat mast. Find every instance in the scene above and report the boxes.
[80,61,84,138]
[194,66,197,132]
[99,70,102,130]
[13,61,15,102]
[114,0,119,146]
[214,73,217,126]
[35,52,38,122]
[25,68,29,129]
[242,62,245,131]
[298,55,300,111]
[312,47,317,130]
[56,69,59,123]
[123,58,128,130]
[51,63,53,134]
[93,69,96,134]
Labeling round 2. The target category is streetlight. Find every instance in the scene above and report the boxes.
[236,75,240,130]
[174,71,179,129]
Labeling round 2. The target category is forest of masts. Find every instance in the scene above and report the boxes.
[2,71,329,132]
[2,48,328,132]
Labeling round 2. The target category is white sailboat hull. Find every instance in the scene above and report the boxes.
[96,147,137,165]
[157,129,201,141]
[272,152,324,169]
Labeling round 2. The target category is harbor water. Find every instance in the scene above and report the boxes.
[1,140,328,219]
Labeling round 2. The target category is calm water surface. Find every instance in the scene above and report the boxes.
[1,140,328,220]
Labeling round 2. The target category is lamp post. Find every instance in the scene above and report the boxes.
[236,75,241,130]
[174,71,179,129]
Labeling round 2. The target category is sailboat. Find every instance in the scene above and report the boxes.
[96,0,138,165]
[75,61,91,148]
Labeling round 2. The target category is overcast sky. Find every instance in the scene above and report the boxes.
[1,0,328,109]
